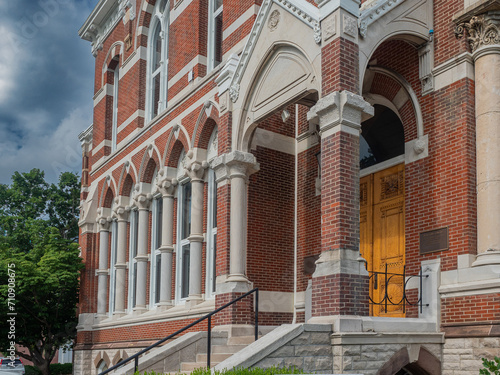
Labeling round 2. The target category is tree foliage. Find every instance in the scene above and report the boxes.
[0,169,82,375]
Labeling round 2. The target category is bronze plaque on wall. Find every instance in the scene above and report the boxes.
[420,227,449,254]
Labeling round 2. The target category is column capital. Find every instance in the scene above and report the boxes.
[96,215,112,231]
[211,151,260,183]
[133,193,152,210]
[307,91,373,138]
[156,176,178,197]
[113,205,131,221]
[455,8,500,55]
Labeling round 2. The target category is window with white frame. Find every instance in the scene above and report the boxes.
[108,219,118,315]
[207,0,223,72]
[127,209,139,311]
[176,152,191,302]
[206,128,218,297]
[150,185,163,307]
[147,0,170,121]
[111,66,119,152]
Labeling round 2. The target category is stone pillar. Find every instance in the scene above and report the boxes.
[307,91,373,320]
[113,205,130,315]
[212,151,260,285]
[456,9,500,266]
[96,215,111,316]
[156,174,177,308]
[211,151,259,325]
[134,193,151,312]
[185,154,208,306]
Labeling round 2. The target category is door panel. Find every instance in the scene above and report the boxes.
[360,164,405,317]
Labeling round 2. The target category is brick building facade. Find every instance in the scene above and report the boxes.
[76,0,500,373]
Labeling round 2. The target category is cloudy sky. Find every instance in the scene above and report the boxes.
[0,0,99,184]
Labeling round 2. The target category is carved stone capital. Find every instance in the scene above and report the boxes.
[156,177,178,197]
[134,194,152,210]
[113,205,131,221]
[211,151,260,183]
[455,10,500,54]
[96,215,112,232]
[308,91,374,137]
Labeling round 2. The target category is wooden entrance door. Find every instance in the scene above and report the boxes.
[360,163,405,317]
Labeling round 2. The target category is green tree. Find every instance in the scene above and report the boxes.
[0,169,83,375]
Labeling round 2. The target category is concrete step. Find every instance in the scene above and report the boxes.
[227,336,258,345]
[196,353,232,363]
[212,344,246,354]
[181,362,208,372]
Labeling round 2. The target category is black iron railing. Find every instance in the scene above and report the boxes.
[99,288,259,375]
[368,265,429,314]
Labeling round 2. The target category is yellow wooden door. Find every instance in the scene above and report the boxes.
[360,164,405,317]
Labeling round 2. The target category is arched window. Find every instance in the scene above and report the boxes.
[176,151,191,302]
[97,360,108,373]
[150,169,162,307]
[207,0,223,72]
[147,0,170,121]
[206,128,218,297]
[111,66,119,152]
[109,201,118,315]
[360,105,405,170]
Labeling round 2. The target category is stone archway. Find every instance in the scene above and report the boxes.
[378,346,441,375]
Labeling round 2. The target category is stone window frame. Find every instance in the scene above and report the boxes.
[205,128,218,298]
[127,208,139,312]
[207,0,223,72]
[149,170,163,308]
[146,0,170,122]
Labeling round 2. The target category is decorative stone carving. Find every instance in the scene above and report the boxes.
[96,214,111,231]
[455,11,500,53]
[314,21,322,44]
[343,14,358,37]
[114,205,131,221]
[211,151,260,183]
[229,83,240,103]
[156,174,178,197]
[268,10,281,31]
[323,13,337,41]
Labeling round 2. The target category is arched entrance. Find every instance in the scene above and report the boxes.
[359,104,406,317]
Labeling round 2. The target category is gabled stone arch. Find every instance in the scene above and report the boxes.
[138,143,162,183]
[227,0,322,152]
[191,101,220,149]
[163,125,190,167]
[236,43,320,152]
[98,175,118,208]
[101,41,125,87]
[112,350,129,365]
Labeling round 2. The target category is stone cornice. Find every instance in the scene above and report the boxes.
[78,124,93,147]
[79,0,136,57]
[455,10,500,54]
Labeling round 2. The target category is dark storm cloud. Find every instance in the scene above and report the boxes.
[0,0,99,184]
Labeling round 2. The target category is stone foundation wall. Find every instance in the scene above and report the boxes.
[442,338,500,375]
[253,330,333,374]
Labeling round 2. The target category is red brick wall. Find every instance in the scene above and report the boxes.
[322,37,359,95]
[442,294,500,324]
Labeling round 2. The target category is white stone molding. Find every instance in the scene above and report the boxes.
[432,52,475,91]
[359,0,407,38]
[215,54,240,97]
[455,10,500,53]
[229,0,321,104]
[418,43,434,95]
[307,91,374,138]
[211,151,260,184]
[79,124,93,150]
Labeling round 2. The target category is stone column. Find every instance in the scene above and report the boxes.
[307,91,373,320]
[456,10,500,266]
[113,205,130,316]
[185,154,208,306]
[96,215,111,316]
[212,151,260,285]
[156,174,177,308]
[134,193,151,312]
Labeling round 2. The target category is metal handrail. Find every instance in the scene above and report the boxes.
[99,288,259,375]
